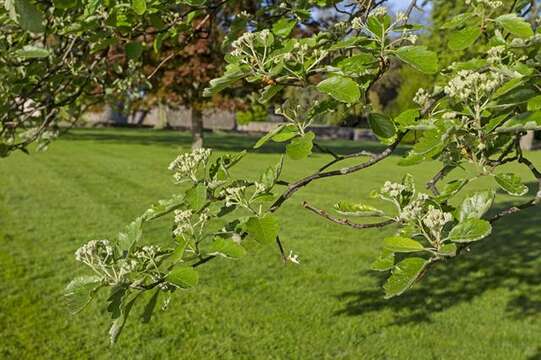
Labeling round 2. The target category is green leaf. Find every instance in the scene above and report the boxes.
[495,14,534,38]
[395,46,439,74]
[117,217,143,254]
[107,284,128,319]
[204,63,248,96]
[14,0,44,33]
[271,125,298,142]
[125,42,143,59]
[132,0,146,15]
[64,275,102,314]
[449,219,492,243]
[494,77,523,98]
[208,238,246,258]
[448,26,482,50]
[371,251,394,271]
[383,236,425,253]
[368,113,396,139]
[143,194,184,221]
[53,0,78,9]
[286,132,315,160]
[436,178,468,202]
[181,0,206,5]
[254,124,286,149]
[141,290,160,324]
[483,113,511,133]
[272,17,296,37]
[439,243,457,257]
[395,109,420,129]
[167,266,199,288]
[316,76,360,104]
[334,201,384,217]
[494,87,537,107]
[259,84,284,104]
[366,15,387,39]
[336,53,376,74]
[457,190,495,222]
[494,173,529,196]
[384,257,428,299]
[14,45,49,58]
[259,157,283,189]
[527,95,541,111]
[109,292,138,344]
[443,13,476,29]
[185,183,207,211]
[497,111,541,133]
[246,214,280,245]
[406,127,446,160]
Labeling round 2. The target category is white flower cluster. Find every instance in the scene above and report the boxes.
[168,148,211,183]
[75,239,137,284]
[231,30,272,57]
[442,112,457,120]
[135,245,161,260]
[405,34,418,44]
[223,185,247,207]
[422,205,453,238]
[173,209,193,237]
[465,0,503,9]
[381,181,406,198]
[413,88,430,109]
[75,240,113,263]
[444,70,504,102]
[396,11,408,23]
[487,45,505,64]
[399,193,430,222]
[117,258,138,278]
[370,6,387,17]
[351,17,363,30]
[173,209,210,239]
[231,32,256,55]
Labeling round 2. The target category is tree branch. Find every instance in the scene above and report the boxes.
[490,156,541,223]
[269,132,406,213]
[426,165,455,196]
[302,201,395,230]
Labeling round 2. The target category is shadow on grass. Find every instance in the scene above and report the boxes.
[335,192,541,326]
[528,349,541,360]
[62,128,409,156]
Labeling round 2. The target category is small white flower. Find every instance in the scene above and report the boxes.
[351,17,363,30]
[168,148,211,182]
[444,70,504,102]
[413,88,430,109]
[442,112,457,120]
[370,6,387,17]
[381,181,406,198]
[396,11,408,23]
[487,45,505,64]
[287,250,300,264]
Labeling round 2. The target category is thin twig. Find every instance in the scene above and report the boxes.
[302,201,395,230]
[490,156,541,223]
[270,132,406,213]
[147,14,211,80]
[426,165,455,196]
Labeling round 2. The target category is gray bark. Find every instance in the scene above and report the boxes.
[520,131,535,151]
[191,107,204,149]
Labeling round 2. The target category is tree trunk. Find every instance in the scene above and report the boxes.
[520,131,535,151]
[191,106,204,149]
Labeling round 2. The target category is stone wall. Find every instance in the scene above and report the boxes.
[83,106,377,141]
[83,105,236,130]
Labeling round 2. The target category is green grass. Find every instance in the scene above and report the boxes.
[0,128,540,359]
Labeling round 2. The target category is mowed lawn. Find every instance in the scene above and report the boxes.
[0,128,540,359]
